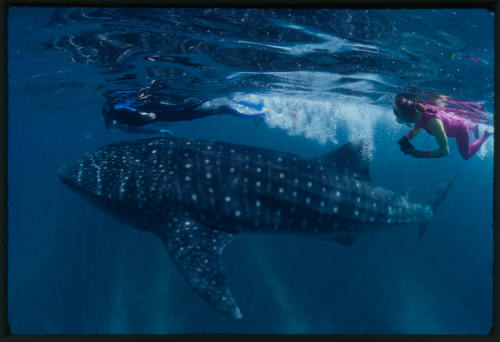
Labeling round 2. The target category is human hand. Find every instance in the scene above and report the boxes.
[406,148,417,157]
[398,136,414,154]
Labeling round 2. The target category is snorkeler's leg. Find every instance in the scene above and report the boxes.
[456,127,490,160]
[468,131,491,156]
[469,124,480,139]
[455,127,472,160]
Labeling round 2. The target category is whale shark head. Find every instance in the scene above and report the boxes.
[59,139,179,228]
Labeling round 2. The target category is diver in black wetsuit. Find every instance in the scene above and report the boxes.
[102,89,265,134]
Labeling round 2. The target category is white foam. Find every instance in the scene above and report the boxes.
[258,93,393,153]
[475,123,494,160]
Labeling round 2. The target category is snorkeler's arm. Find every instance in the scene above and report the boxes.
[406,125,421,139]
[409,118,449,158]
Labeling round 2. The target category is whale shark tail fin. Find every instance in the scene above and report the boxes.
[430,171,458,213]
[156,216,242,319]
[418,171,458,243]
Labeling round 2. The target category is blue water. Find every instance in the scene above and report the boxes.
[7,7,493,334]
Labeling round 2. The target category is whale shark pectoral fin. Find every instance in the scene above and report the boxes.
[155,218,242,319]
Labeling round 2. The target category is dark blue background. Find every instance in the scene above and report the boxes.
[8,7,493,334]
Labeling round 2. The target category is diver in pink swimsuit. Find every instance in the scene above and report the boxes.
[393,93,492,160]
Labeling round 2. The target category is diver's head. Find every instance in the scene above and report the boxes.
[102,92,147,130]
[392,93,423,124]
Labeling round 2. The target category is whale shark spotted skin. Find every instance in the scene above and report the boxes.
[59,137,452,319]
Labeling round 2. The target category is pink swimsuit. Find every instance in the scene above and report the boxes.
[416,109,489,160]
[417,109,473,138]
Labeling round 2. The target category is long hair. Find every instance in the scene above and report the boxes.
[393,90,489,125]
[392,93,427,120]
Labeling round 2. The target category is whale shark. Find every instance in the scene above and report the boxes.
[59,137,455,319]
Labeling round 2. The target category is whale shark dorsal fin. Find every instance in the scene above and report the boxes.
[320,140,371,181]
[156,217,241,319]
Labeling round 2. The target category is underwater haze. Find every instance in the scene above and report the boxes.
[7,7,494,334]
